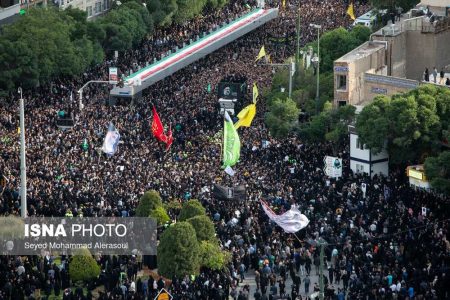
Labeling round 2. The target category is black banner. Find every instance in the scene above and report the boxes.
[213,184,246,201]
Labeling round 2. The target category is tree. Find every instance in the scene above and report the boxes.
[178,199,206,221]
[0,39,39,91]
[206,0,228,9]
[370,0,419,11]
[0,8,82,85]
[265,97,300,138]
[424,151,450,195]
[299,105,356,154]
[146,0,178,26]
[135,190,163,217]
[174,0,207,24]
[149,206,170,226]
[187,215,216,242]
[319,27,363,73]
[356,85,448,164]
[69,248,101,283]
[158,222,200,278]
[199,241,230,270]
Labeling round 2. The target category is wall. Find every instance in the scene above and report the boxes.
[350,133,370,161]
[363,73,419,103]
[349,132,389,177]
[333,63,350,106]
[0,3,18,21]
[406,28,450,80]
[371,161,389,177]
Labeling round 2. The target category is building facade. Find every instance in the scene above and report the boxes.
[349,126,389,178]
[58,0,110,19]
[334,5,450,107]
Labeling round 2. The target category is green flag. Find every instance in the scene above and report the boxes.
[222,112,240,167]
[82,138,88,151]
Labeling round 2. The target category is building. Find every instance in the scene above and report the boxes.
[58,0,110,19]
[406,165,431,190]
[1,0,109,23]
[334,2,450,107]
[348,125,389,178]
[335,1,450,177]
[0,0,20,25]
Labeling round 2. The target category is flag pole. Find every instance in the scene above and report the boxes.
[292,233,303,244]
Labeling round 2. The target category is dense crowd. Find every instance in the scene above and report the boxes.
[2,0,449,299]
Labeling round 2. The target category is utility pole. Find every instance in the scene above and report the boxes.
[318,238,327,300]
[295,7,301,65]
[288,58,295,99]
[18,87,27,218]
[316,25,321,113]
[309,23,322,113]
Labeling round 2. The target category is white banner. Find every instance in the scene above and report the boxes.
[109,67,118,84]
[323,156,343,178]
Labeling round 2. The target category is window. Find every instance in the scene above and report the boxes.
[94,2,101,14]
[103,0,108,10]
[356,138,365,150]
[86,6,92,17]
[338,100,347,107]
[337,75,347,90]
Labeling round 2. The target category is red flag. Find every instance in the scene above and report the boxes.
[152,106,168,142]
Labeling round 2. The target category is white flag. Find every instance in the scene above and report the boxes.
[224,166,235,176]
[260,200,309,233]
[102,123,120,156]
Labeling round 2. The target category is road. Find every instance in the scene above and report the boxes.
[237,268,344,299]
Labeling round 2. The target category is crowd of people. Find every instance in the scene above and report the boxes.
[1,0,449,299]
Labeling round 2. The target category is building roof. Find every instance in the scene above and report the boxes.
[335,42,385,63]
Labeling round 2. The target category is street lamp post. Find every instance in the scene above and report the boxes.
[78,80,111,111]
[18,88,27,218]
[262,59,295,98]
[310,23,321,113]
[318,237,328,300]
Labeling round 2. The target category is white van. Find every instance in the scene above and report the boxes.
[353,9,387,30]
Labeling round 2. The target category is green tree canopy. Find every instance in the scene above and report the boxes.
[356,85,449,164]
[178,199,206,221]
[0,8,85,86]
[187,215,216,242]
[149,206,171,226]
[69,248,101,283]
[99,5,150,51]
[158,222,200,278]
[146,0,178,26]
[318,26,370,73]
[265,97,300,138]
[424,151,450,195]
[199,241,230,270]
[370,0,418,11]
[135,190,163,217]
[299,104,356,154]
[174,0,207,24]
[0,7,106,91]
[206,0,228,9]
